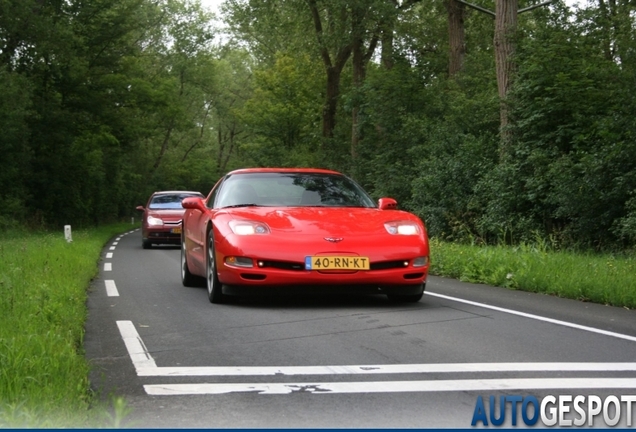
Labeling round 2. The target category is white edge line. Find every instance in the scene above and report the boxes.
[104,262,112,271]
[105,280,119,297]
[426,291,636,343]
[116,320,157,370]
[106,252,113,258]
[144,378,636,395]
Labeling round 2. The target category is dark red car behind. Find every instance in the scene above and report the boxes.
[136,190,204,249]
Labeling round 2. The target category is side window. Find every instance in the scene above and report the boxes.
[206,179,225,208]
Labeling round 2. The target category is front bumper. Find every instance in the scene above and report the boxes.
[213,227,429,289]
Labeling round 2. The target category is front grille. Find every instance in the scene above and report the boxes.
[370,260,409,270]
[150,232,180,238]
[241,273,266,280]
[260,261,305,271]
[163,220,182,226]
[257,259,409,272]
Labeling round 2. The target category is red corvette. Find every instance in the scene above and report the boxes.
[180,168,429,303]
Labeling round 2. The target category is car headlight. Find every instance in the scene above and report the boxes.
[147,215,163,226]
[412,256,429,267]
[225,256,254,267]
[384,221,420,235]
[229,220,270,235]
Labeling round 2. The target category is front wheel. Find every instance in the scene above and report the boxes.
[181,240,203,287]
[386,283,425,303]
[206,229,226,304]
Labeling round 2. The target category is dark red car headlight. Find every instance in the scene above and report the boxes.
[147,215,164,226]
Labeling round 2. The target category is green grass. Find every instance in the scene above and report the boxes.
[0,223,133,427]
[429,238,636,309]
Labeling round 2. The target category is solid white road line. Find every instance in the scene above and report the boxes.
[426,291,636,343]
[104,263,112,271]
[144,378,636,395]
[135,362,636,377]
[116,320,636,377]
[105,280,119,297]
[117,320,157,369]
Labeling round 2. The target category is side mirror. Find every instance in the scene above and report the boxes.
[378,198,398,210]
[135,206,145,211]
[182,196,206,211]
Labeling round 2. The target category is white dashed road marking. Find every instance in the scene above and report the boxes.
[105,280,119,297]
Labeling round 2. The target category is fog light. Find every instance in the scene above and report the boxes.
[225,256,253,268]
[412,256,429,267]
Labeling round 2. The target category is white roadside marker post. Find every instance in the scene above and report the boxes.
[64,225,72,243]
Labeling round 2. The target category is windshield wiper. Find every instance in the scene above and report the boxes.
[221,203,260,209]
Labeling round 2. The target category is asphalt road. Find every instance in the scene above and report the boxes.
[85,229,636,428]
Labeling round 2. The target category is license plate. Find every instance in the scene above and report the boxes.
[171,227,182,234]
[305,256,369,270]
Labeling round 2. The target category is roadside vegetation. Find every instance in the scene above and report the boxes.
[0,224,133,427]
[430,238,636,310]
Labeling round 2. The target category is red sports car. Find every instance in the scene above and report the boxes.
[136,190,204,249]
[181,168,429,303]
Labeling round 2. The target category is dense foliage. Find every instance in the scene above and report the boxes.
[2,0,635,250]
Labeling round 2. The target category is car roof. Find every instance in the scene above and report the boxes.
[151,191,204,196]
[226,168,341,176]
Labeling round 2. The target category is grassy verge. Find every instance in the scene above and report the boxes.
[0,223,134,427]
[429,238,636,309]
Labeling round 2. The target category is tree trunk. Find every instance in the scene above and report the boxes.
[323,67,341,140]
[380,12,396,70]
[307,0,352,148]
[494,0,518,159]
[350,3,365,160]
[447,0,466,77]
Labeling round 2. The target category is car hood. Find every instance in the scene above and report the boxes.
[223,207,423,236]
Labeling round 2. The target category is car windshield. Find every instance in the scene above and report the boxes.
[149,193,202,210]
[215,173,376,208]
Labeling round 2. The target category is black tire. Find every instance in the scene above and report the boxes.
[206,229,226,304]
[181,240,204,287]
[142,239,152,249]
[386,283,425,303]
